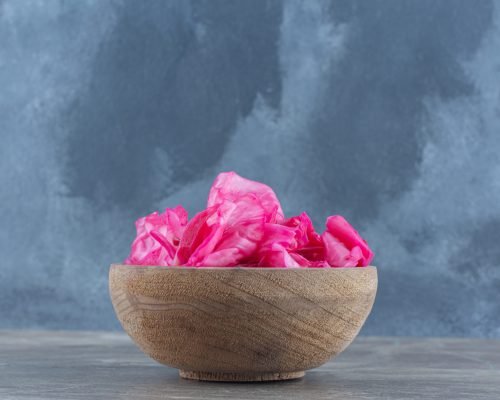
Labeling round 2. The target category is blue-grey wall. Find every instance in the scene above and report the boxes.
[1,0,499,337]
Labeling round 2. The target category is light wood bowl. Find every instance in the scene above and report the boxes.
[109,264,377,382]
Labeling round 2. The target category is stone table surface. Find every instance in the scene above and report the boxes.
[1,331,499,399]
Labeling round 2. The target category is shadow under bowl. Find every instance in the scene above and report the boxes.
[109,264,377,382]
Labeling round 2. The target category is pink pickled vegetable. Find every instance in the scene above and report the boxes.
[125,206,188,266]
[322,216,374,267]
[124,172,373,267]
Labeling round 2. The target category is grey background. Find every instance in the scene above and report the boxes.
[1,0,499,337]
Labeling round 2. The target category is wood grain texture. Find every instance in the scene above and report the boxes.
[2,331,500,400]
[109,264,377,381]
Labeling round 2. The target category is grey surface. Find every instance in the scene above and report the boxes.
[1,331,499,400]
[1,0,500,336]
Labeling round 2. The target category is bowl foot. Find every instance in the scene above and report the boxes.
[179,370,305,382]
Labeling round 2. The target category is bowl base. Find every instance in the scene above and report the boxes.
[179,370,305,382]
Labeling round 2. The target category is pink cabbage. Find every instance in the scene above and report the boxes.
[125,206,188,266]
[322,216,374,267]
[207,171,284,223]
[124,172,373,268]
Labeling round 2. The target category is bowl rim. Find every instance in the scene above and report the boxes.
[110,263,376,272]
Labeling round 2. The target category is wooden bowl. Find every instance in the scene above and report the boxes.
[109,264,377,382]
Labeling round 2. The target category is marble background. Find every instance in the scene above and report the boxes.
[1,0,499,337]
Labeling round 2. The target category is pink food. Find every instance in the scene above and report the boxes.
[124,172,373,268]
